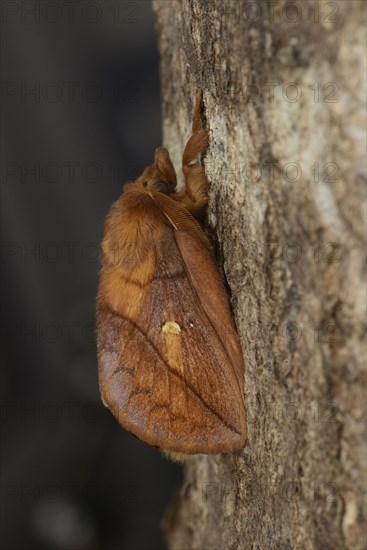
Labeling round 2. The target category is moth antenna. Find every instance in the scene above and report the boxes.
[154,147,177,190]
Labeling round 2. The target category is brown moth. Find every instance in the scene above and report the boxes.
[97,91,246,458]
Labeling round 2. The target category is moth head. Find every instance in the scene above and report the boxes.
[136,147,177,194]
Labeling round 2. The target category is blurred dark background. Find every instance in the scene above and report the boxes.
[1,2,182,549]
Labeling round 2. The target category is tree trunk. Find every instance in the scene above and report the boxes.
[151,1,366,548]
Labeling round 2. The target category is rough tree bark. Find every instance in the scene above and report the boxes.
[151,1,366,549]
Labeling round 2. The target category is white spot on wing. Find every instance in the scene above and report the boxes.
[162,321,181,335]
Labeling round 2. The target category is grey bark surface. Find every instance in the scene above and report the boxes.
[152,1,366,549]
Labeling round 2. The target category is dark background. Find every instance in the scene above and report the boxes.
[1,2,182,549]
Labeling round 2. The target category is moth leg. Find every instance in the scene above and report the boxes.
[172,91,209,215]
